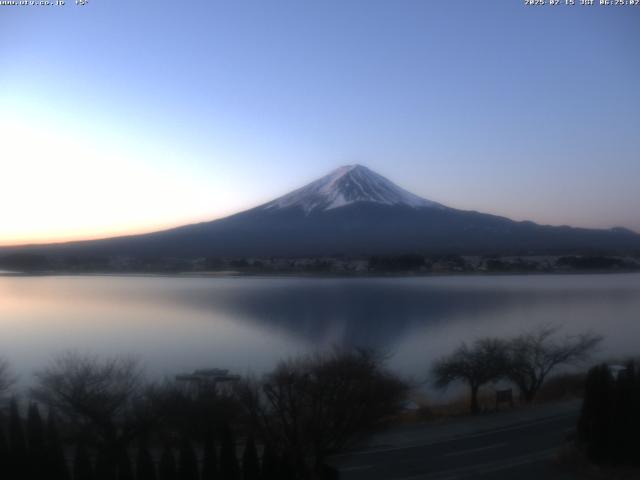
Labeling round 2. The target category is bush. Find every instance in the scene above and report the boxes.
[535,372,586,403]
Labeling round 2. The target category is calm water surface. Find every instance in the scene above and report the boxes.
[1,273,639,390]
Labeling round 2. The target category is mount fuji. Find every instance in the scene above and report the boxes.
[3,165,639,259]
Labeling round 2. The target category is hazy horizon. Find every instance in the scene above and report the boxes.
[2,1,639,246]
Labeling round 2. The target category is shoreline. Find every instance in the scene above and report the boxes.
[2,268,639,280]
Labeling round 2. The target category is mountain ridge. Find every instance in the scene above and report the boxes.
[1,165,639,261]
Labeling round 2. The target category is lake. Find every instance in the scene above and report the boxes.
[1,273,639,394]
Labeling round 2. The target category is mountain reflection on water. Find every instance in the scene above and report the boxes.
[1,273,639,390]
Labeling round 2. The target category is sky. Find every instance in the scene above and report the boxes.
[1,0,639,246]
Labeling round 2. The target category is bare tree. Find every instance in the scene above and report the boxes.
[32,352,144,445]
[432,338,509,414]
[142,377,241,441]
[506,326,602,403]
[237,348,409,476]
[0,358,16,401]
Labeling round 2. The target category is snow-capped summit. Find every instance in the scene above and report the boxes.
[262,164,443,214]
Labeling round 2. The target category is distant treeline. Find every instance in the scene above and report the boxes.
[1,252,639,275]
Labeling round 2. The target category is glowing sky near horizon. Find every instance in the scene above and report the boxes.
[1,0,639,246]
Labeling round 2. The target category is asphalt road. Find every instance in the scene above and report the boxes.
[334,411,581,480]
